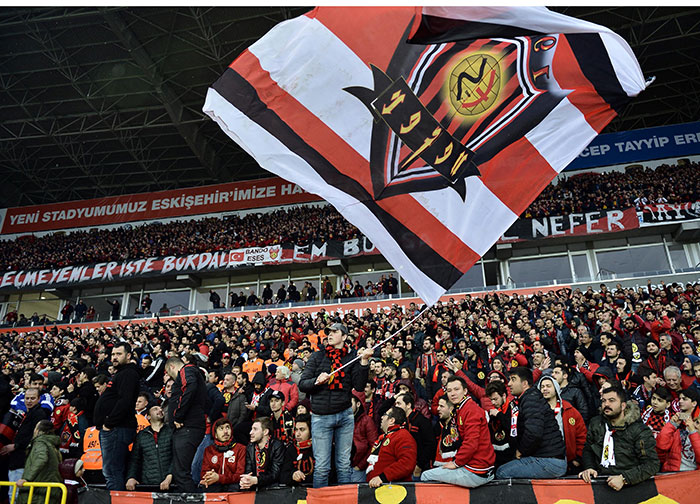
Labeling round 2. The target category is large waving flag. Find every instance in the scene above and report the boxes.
[203,6,647,305]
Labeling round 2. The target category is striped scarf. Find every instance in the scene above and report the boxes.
[325,345,348,390]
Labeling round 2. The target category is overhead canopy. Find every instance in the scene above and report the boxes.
[1,6,698,207]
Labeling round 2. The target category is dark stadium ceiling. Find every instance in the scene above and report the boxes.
[1,6,699,208]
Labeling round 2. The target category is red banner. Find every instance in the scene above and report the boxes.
[0,177,321,235]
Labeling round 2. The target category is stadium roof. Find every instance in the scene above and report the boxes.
[1,6,699,208]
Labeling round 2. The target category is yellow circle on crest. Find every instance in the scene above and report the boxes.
[449,53,501,117]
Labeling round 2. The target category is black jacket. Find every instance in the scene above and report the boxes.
[93,362,140,430]
[126,424,173,485]
[514,386,566,459]
[9,404,49,470]
[298,346,369,415]
[169,364,207,429]
[560,383,590,422]
[280,442,314,486]
[244,438,285,488]
[407,410,435,471]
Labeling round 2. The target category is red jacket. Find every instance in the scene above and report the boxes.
[269,378,299,412]
[351,391,378,470]
[656,422,700,471]
[452,391,496,473]
[366,426,416,483]
[200,442,247,484]
[561,400,587,463]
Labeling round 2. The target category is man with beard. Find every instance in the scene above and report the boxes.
[432,396,460,466]
[93,342,140,491]
[280,414,315,486]
[199,418,246,491]
[240,417,284,490]
[165,356,207,493]
[126,405,173,491]
[579,385,659,491]
[298,323,372,488]
[366,407,416,488]
[394,393,434,478]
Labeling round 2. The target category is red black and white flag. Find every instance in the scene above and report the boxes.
[203,6,648,305]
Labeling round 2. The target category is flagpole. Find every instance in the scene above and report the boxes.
[325,303,433,378]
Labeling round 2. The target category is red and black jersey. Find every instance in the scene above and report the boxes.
[271,410,295,445]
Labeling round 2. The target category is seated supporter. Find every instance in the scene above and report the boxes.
[641,386,672,439]
[432,396,460,466]
[496,367,567,479]
[125,404,173,491]
[656,388,700,471]
[240,418,284,490]
[421,375,495,488]
[538,376,587,474]
[280,414,314,486]
[199,417,246,491]
[366,406,417,488]
[484,380,516,466]
[579,385,659,491]
[394,392,434,478]
[269,390,294,445]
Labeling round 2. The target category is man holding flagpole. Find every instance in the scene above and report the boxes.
[299,322,373,488]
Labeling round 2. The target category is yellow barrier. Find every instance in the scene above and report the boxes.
[0,481,67,504]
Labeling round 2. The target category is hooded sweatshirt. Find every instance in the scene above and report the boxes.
[537,375,587,465]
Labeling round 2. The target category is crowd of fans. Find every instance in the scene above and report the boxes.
[0,277,699,497]
[1,162,698,273]
[524,162,700,219]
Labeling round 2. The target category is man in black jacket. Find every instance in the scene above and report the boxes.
[495,367,567,479]
[125,404,173,491]
[394,393,434,478]
[1,388,49,481]
[299,322,373,488]
[240,417,284,490]
[93,342,141,490]
[552,363,590,422]
[165,356,207,493]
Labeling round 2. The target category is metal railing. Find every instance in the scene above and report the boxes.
[0,481,67,504]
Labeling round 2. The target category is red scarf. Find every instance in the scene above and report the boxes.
[325,345,348,390]
[371,424,403,455]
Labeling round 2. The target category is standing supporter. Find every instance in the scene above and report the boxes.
[165,356,207,493]
[496,367,567,479]
[366,407,416,488]
[15,420,62,504]
[421,375,495,488]
[298,323,372,488]
[1,388,50,481]
[425,348,449,399]
[242,348,265,381]
[125,404,173,491]
[579,385,659,491]
[93,342,140,491]
[247,371,273,420]
[199,418,245,492]
[240,417,284,490]
[58,398,88,459]
[226,373,249,430]
[430,369,453,416]
[280,414,314,486]
[11,374,54,414]
[394,393,434,478]
[484,380,516,466]
[538,376,587,474]
[350,390,377,483]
